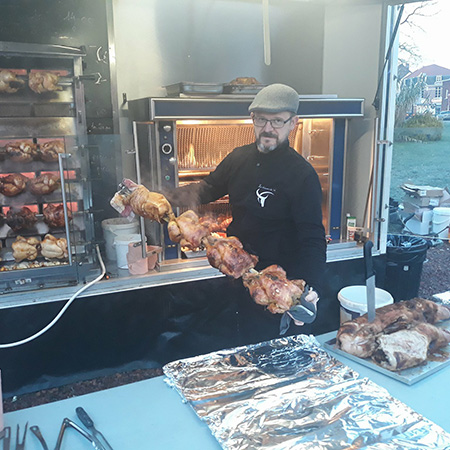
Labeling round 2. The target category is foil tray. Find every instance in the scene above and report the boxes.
[164,335,450,449]
[165,82,224,96]
[324,321,450,385]
[222,84,266,95]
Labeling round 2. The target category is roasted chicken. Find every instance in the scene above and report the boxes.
[0,173,28,197]
[12,236,40,262]
[43,203,72,228]
[372,322,450,371]
[242,265,306,313]
[336,298,450,360]
[168,210,210,250]
[0,70,25,93]
[38,140,65,162]
[6,206,37,232]
[121,184,174,223]
[29,173,60,195]
[41,234,68,260]
[28,71,62,94]
[203,234,259,279]
[5,141,38,163]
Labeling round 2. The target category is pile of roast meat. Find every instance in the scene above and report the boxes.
[111,180,307,314]
[336,298,450,371]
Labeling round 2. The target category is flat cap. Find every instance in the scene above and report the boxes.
[248,83,299,114]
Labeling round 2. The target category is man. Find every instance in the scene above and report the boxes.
[167,83,326,334]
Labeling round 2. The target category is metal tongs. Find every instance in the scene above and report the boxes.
[54,418,107,450]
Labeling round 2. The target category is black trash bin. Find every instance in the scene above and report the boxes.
[384,234,429,302]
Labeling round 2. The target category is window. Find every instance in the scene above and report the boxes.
[436,75,442,82]
[436,86,442,98]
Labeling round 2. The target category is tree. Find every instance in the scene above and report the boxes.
[395,74,426,126]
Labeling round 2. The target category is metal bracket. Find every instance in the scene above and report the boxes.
[377,140,393,146]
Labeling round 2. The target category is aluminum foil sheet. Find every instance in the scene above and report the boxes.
[163,335,450,449]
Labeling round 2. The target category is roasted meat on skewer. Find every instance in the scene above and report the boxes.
[121,184,174,223]
[12,236,40,262]
[38,140,65,162]
[5,141,38,163]
[28,71,62,94]
[203,234,259,279]
[41,234,68,260]
[372,322,450,371]
[198,214,232,234]
[336,298,450,359]
[43,203,72,228]
[168,210,210,250]
[29,173,60,196]
[0,173,28,197]
[0,70,25,93]
[242,265,306,313]
[6,206,37,232]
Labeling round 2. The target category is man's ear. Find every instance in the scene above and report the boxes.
[290,115,299,129]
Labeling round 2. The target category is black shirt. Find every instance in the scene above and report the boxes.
[167,141,327,294]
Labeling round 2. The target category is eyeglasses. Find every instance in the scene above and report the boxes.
[252,116,294,129]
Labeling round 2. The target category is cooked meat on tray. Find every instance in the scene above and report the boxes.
[6,206,37,232]
[12,236,40,262]
[0,70,25,93]
[372,322,450,371]
[38,140,65,162]
[229,77,260,85]
[43,203,72,228]
[198,214,232,233]
[336,298,450,366]
[203,234,258,279]
[41,234,68,260]
[0,173,28,196]
[28,71,62,94]
[242,265,306,313]
[5,140,38,163]
[29,173,60,195]
[168,210,210,250]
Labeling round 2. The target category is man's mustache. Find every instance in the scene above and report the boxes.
[260,132,277,139]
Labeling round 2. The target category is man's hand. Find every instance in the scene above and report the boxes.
[288,288,319,326]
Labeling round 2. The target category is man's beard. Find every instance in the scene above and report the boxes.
[256,132,279,153]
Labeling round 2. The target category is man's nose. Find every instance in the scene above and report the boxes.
[262,120,275,130]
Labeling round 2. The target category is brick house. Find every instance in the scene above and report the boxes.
[403,64,450,114]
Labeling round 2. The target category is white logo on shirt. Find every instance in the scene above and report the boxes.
[256,187,275,207]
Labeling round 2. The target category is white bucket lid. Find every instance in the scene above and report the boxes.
[433,207,450,216]
[102,218,138,231]
[338,285,393,314]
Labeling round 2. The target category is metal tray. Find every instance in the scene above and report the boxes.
[165,82,224,96]
[223,84,266,95]
[323,322,450,385]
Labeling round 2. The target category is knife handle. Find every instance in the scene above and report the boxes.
[364,240,375,278]
[76,406,94,429]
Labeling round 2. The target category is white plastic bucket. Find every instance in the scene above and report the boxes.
[102,218,139,261]
[114,233,144,269]
[432,207,450,239]
[338,285,393,324]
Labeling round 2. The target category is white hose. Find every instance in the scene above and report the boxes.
[0,245,106,349]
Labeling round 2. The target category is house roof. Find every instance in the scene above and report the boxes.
[405,64,450,79]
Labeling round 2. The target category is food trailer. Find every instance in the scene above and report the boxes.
[1,0,449,448]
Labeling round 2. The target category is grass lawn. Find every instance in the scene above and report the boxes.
[390,121,450,203]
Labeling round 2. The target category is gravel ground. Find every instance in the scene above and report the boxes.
[4,242,449,413]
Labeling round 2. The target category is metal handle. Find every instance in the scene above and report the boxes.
[76,406,94,428]
[364,240,375,279]
[55,418,105,450]
[57,152,73,265]
[30,425,49,450]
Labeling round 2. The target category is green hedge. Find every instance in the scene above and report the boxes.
[395,112,443,142]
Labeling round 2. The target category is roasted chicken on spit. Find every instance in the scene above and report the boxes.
[336,297,450,359]
[168,210,210,250]
[28,71,62,94]
[38,140,65,162]
[0,70,25,93]
[12,236,40,262]
[242,265,306,313]
[29,173,60,195]
[43,203,72,228]
[5,141,38,163]
[41,234,68,260]
[0,173,28,197]
[203,234,259,279]
[6,206,37,232]
[121,184,174,223]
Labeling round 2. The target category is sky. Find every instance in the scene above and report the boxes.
[399,0,450,71]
